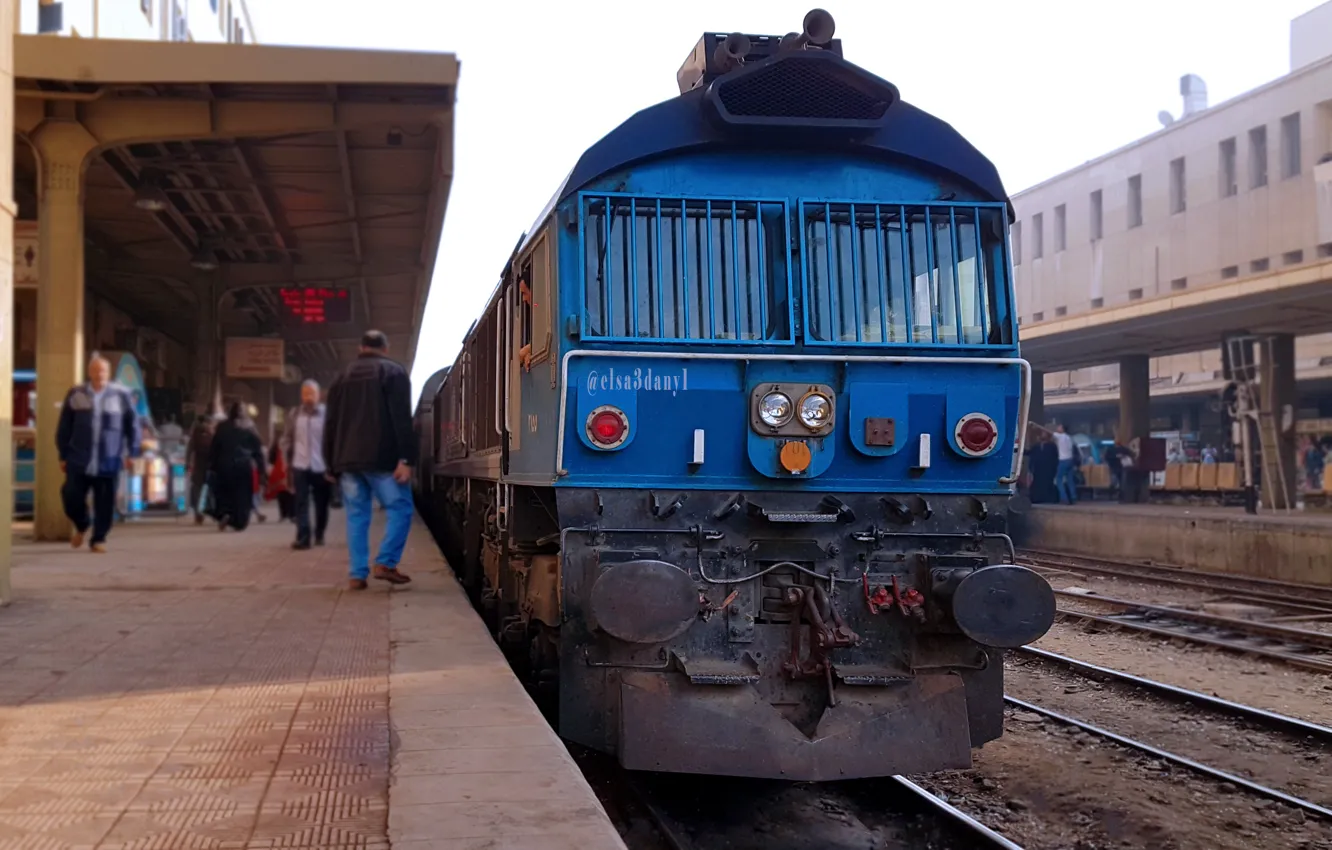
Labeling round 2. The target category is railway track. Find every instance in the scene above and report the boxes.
[1019,548,1332,615]
[1052,591,1332,673]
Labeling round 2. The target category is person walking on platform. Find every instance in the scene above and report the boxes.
[323,330,415,590]
[55,354,141,553]
[283,380,331,550]
[185,416,215,524]
[209,402,267,531]
[1050,423,1078,505]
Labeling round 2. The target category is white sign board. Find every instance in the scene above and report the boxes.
[225,338,285,379]
[15,221,38,288]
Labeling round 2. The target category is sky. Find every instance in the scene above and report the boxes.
[249,0,1324,398]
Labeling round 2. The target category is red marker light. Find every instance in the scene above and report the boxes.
[955,413,999,456]
[586,406,630,449]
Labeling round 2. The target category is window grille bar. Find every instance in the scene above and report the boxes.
[680,200,691,340]
[923,207,939,343]
[603,199,613,337]
[705,201,716,339]
[898,205,914,343]
[873,205,888,343]
[629,198,639,337]
[655,199,665,338]
[973,206,988,342]
[949,206,964,343]
[757,203,768,338]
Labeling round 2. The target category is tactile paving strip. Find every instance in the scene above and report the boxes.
[0,522,393,850]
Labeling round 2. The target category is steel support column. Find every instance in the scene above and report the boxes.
[30,118,95,541]
[1118,354,1151,504]
[1259,333,1298,510]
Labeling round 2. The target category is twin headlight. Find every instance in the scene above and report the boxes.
[758,389,833,431]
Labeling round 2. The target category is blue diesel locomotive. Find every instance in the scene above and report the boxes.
[416,9,1055,781]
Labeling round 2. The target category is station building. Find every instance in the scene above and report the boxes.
[1013,1,1332,467]
[19,0,255,43]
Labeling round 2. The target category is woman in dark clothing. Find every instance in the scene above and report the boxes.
[209,403,267,531]
[1027,432,1060,504]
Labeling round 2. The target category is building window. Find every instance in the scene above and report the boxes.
[1012,221,1022,265]
[1169,158,1186,214]
[1251,258,1270,273]
[1281,112,1302,179]
[1055,306,1068,317]
[1221,265,1239,279]
[1032,213,1044,259]
[1129,288,1144,301]
[1128,175,1143,228]
[1283,249,1304,265]
[1170,277,1187,291]
[1089,190,1103,241]
[1250,126,1268,188]
[1032,311,1044,322]
[171,0,186,40]
[1319,243,1332,259]
[1219,137,1237,197]
[1091,297,1104,309]
[1054,204,1066,253]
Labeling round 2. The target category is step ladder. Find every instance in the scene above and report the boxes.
[1223,335,1294,513]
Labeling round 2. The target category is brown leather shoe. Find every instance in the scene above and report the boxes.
[90,543,107,554]
[71,530,85,549]
[372,565,411,585]
[348,579,368,591]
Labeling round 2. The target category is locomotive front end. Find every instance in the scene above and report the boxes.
[555,351,1055,780]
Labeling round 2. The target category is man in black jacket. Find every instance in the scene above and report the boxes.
[323,330,416,590]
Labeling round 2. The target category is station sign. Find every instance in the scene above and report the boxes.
[225,337,285,379]
[277,287,352,325]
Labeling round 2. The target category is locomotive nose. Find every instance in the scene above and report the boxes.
[947,564,1056,648]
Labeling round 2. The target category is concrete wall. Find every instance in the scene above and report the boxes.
[19,0,256,42]
[1013,58,1332,328]
[1017,506,1332,585]
[1293,1,1332,72]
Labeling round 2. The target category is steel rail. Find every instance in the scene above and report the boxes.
[1054,590,1332,650]
[1014,647,1332,742]
[1019,548,1332,610]
[1053,607,1332,673]
[889,776,1027,849]
[1004,696,1332,821]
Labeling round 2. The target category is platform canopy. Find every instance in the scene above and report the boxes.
[1019,261,1332,372]
[15,35,457,384]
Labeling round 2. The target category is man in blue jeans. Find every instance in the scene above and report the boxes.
[322,330,416,590]
[1052,423,1078,505]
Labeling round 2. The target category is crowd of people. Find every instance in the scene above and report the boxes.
[56,330,418,591]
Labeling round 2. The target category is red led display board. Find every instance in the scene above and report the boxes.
[278,287,352,324]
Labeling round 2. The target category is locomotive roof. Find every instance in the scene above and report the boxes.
[513,83,1011,262]
[415,366,451,414]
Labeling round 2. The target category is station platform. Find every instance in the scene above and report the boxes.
[1014,502,1332,586]
[0,515,625,850]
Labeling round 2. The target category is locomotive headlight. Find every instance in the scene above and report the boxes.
[758,392,793,427]
[798,392,832,430]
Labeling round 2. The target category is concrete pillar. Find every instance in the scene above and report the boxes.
[1260,333,1298,510]
[30,117,96,541]
[1119,354,1151,503]
[0,4,15,604]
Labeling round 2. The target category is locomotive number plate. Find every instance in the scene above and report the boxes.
[865,418,896,447]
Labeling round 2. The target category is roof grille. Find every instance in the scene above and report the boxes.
[706,53,897,131]
[717,60,888,120]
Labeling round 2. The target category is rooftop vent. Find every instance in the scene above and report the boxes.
[714,55,893,122]
[1180,74,1208,117]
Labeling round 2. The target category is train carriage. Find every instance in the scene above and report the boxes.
[417,10,1055,781]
